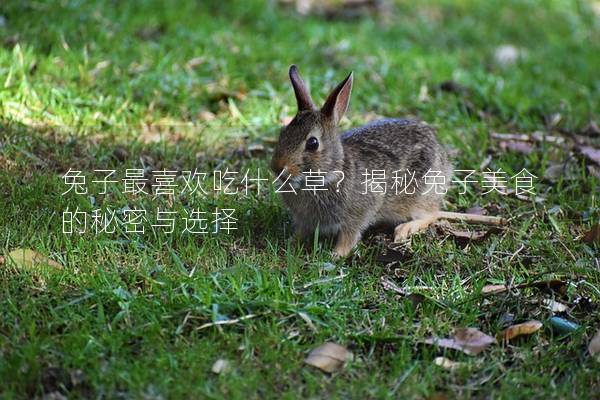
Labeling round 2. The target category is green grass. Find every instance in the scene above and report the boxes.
[1,0,599,398]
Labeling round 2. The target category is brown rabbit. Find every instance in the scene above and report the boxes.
[271,65,452,257]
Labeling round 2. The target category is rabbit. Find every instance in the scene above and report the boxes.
[271,65,452,257]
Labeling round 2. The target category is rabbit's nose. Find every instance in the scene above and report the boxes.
[271,158,285,176]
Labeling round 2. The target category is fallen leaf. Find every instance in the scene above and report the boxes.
[211,359,230,374]
[247,143,265,156]
[588,165,600,179]
[481,284,508,295]
[185,56,206,70]
[304,342,353,373]
[582,120,600,136]
[427,393,450,400]
[424,328,496,355]
[376,247,411,264]
[543,162,578,182]
[7,248,63,269]
[543,299,568,313]
[0,255,4,265]
[583,224,600,245]
[588,329,600,362]
[436,222,493,246]
[112,146,129,162]
[465,206,487,215]
[198,110,216,122]
[89,60,110,77]
[406,293,426,309]
[446,229,488,240]
[578,145,600,166]
[434,356,464,371]
[500,320,543,341]
[498,140,534,154]
[518,279,567,294]
[498,312,515,327]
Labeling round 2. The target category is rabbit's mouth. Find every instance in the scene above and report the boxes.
[276,173,300,188]
[273,167,305,191]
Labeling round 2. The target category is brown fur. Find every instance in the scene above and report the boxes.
[271,65,451,257]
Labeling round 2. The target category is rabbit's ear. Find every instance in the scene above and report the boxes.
[289,65,315,112]
[321,71,353,125]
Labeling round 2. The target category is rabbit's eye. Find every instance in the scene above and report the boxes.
[305,137,319,152]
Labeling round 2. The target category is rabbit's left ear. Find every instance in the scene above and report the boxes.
[321,72,353,125]
[289,65,315,112]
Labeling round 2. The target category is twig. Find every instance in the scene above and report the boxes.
[479,154,492,170]
[381,277,406,295]
[508,244,525,264]
[490,131,565,144]
[302,272,347,289]
[437,211,506,226]
[196,314,258,330]
[558,240,576,262]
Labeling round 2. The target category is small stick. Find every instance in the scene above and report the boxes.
[196,314,258,330]
[490,131,565,144]
[437,211,506,226]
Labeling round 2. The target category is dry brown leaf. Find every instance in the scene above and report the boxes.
[7,248,63,269]
[247,143,265,156]
[501,320,543,341]
[112,146,129,162]
[304,342,353,373]
[185,56,206,70]
[424,328,496,355]
[427,393,450,400]
[588,329,600,362]
[481,284,508,295]
[583,224,600,245]
[445,228,488,241]
[582,120,600,136]
[578,146,600,166]
[543,163,579,182]
[588,165,600,179]
[436,221,491,244]
[465,206,487,215]
[198,110,216,122]
[434,356,464,371]
[498,140,534,154]
[211,359,230,374]
[518,279,567,293]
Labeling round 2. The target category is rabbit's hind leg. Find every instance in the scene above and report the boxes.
[393,212,439,242]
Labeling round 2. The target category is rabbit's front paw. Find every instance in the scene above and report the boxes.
[332,229,361,259]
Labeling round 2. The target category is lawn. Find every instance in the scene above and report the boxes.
[1,0,599,398]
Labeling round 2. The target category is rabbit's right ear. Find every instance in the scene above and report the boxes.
[289,65,315,112]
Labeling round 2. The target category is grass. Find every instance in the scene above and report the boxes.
[1,0,599,398]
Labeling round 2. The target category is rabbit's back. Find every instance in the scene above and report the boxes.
[342,118,449,177]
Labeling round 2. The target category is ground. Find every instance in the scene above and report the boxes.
[1,0,599,398]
